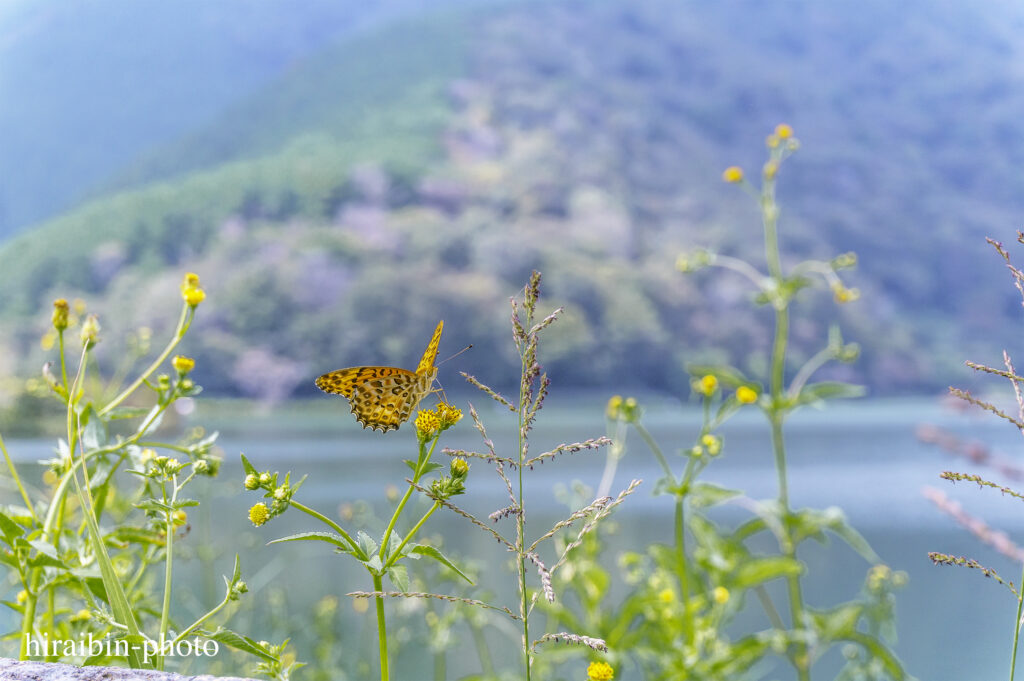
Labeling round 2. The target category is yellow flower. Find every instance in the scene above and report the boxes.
[273,486,288,501]
[181,272,206,307]
[696,374,718,395]
[259,472,272,485]
[775,123,794,139]
[587,661,614,681]
[713,586,730,604]
[736,386,758,404]
[763,160,779,180]
[40,330,56,351]
[722,166,744,183]
[70,608,92,623]
[42,469,58,486]
[701,434,721,456]
[172,355,195,374]
[52,299,69,331]
[16,590,27,605]
[172,510,188,526]
[606,395,623,420]
[657,588,674,603]
[249,503,270,527]
[437,402,463,428]
[415,409,441,437]
[766,134,780,149]
[244,473,259,490]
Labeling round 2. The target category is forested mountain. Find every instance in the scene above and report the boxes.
[2,0,1023,402]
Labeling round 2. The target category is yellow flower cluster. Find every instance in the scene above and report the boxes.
[701,434,722,456]
[181,272,206,307]
[415,410,442,437]
[587,661,614,681]
[416,402,463,438]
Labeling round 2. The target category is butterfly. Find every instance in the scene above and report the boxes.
[315,320,443,432]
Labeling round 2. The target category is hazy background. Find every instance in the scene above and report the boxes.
[2,2,1024,679]
[2,0,1024,404]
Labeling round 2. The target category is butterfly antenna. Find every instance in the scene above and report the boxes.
[438,344,473,366]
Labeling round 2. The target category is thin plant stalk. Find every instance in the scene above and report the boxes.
[1011,559,1024,681]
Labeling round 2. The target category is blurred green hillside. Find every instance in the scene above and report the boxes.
[2,0,1023,404]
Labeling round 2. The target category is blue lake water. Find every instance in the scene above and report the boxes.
[4,393,1022,680]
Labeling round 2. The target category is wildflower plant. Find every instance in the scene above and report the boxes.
[0,274,276,674]
[242,399,471,681]
[559,126,909,679]
[925,234,1024,681]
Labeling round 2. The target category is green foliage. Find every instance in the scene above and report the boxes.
[0,277,275,674]
[539,128,910,680]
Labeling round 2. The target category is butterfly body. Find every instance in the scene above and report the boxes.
[315,321,443,432]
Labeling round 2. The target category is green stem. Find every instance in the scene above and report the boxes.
[373,573,389,681]
[384,502,440,570]
[1010,560,1024,681]
[0,433,38,524]
[633,423,673,480]
[99,304,191,417]
[379,435,440,560]
[517,354,531,681]
[470,620,495,677]
[158,477,176,671]
[289,500,361,556]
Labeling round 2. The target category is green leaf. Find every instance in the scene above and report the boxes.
[71,470,151,669]
[27,540,67,569]
[357,531,378,557]
[388,564,409,592]
[366,555,384,573]
[204,627,276,662]
[789,507,880,563]
[0,511,25,541]
[811,602,863,640]
[686,364,750,387]
[840,631,908,679]
[106,407,150,420]
[794,381,866,407]
[240,453,258,476]
[408,544,474,584]
[732,556,803,589]
[134,499,173,514]
[81,405,109,451]
[689,482,742,508]
[267,532,352,552]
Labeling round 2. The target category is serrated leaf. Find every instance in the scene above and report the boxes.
[267,532,351,552]
[366,555,384,573]
[388,564,409,592]
[106,407,150,421]
[134,499,173,514]
[0,512,25,541]
[203,627,275,662]
[732,556,803,589]
[795,381,866,406]
[357,531,378,557]
[689,482,742,509]
[408,544,474,584]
